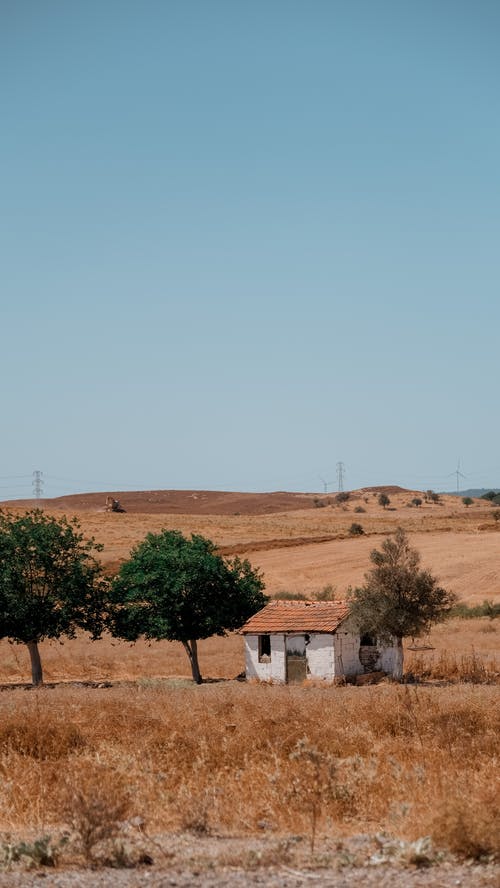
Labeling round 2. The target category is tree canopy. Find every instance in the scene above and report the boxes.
[348,528,455,679]
[0,509,106,685]
[110,529,267,683]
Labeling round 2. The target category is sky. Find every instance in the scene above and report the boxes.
[1,0,499,499]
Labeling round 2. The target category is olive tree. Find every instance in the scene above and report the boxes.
[0,510,106,685]
[110,530,267,683]
[378,493,390,509]
[348,528,455,680]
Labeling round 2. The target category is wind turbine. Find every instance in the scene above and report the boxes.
[318,476,334,494]
[449,459,466,495]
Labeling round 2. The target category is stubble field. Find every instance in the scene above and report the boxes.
[0,487,499,880]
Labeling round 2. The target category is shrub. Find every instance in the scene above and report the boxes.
[450,600,500,619]
[431,783,500,859]
[411,497,422,507]
[313,498,327,508]
[315,584,336,601]
[481,491,498,502]
[273,591,307,600]
[0,835,67,868]
[349,523,364,536]
[63,779,131,865]
[335,492,350,504]
[354,506,366,513]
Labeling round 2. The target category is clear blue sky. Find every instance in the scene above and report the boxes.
[1,0,499,498]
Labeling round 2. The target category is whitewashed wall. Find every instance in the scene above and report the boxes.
[244,633,286,681]
[246,633,335,681]
[306,634,334,679]
[245,629,397,681]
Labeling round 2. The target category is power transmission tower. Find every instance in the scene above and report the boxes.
[336,461,345,493]
[32,470,44,499]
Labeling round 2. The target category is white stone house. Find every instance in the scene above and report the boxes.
[241,600,398,683]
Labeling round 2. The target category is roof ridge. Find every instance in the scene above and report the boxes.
[241,599,351,633]
[270,599,348,606]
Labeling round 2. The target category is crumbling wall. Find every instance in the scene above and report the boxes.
[306,634,334,679]
[244,633,286,682]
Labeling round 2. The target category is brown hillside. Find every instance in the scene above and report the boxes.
[1,486,497,605]
[2,488,323,516]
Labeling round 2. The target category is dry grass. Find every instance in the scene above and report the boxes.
[0,618,497,686]
[0,683,498,861]
[0,495,498,866]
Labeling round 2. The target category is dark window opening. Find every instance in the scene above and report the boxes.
[258,634,271,661]
[360,633,376,646]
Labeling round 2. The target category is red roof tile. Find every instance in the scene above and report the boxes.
[241,600,350,634]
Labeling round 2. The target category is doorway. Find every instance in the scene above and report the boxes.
[286,635,307,683]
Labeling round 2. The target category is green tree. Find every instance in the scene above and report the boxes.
[378,493,390,509]
[0,510,106,686]
[348,528,455,680]
[462,497,473,507]
[110,530,267,684]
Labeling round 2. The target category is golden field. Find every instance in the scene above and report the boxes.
[0,487,499,868]
[0,683,498,862]
[0,486,499,685]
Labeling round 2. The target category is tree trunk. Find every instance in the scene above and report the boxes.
[182,639,203,684]
[27,641,43,686]
[392,637,404,681]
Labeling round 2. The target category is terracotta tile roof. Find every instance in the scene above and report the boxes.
[241,600,350,634]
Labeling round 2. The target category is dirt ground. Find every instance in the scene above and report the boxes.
[0,840,498,888]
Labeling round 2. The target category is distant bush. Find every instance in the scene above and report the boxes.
[315,584,336,601]
[411,497,422,507]
[481,491,498,502]
[335,492,350,504]
[313,498,327,508]
[425,490,440,503]
[462,497,473,507]
[450,600,500,619]
[354,506,366,513]
[273,591,307,601]
[378,493,390,509]
[348,522,364,536]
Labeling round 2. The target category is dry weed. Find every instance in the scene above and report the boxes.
[429,780,500,859]
[62,771,131,865]
[408,649,499,683]
[0,716,86,760]
[0,683,498,862]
